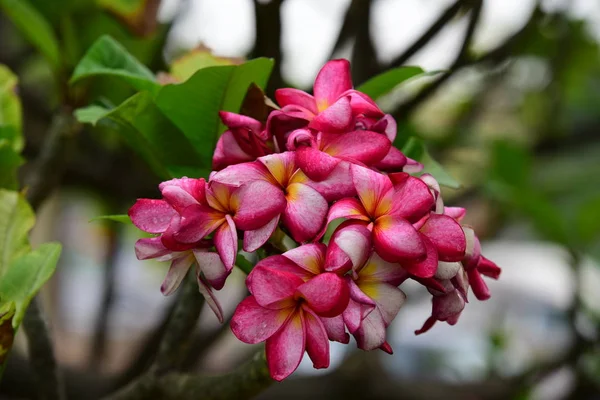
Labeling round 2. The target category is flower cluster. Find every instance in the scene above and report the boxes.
[129,60,501,381]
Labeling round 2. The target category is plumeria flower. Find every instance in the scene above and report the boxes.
[172,179,286,269]
[230,245,350,381]
[322,165,435,275]
[212,111,272,171]
[129,177,230,321]
[212,152,346,242]
[461,226,501,300]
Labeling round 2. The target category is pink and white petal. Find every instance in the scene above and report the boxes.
[462,226,481,269]
[432,291,465,321]
[295,146,341,182]
[390,175,435,222]
[135,237,171,260]
[400,233,438,278]
[358,282,406,325]
[309,96,353,133]
[373,114,397,141]
[468,269,491,301]
[295,273,350,318]
[128,199,175,233]
[160,253,195,296]
[196,273,224,323]
[414,316,437,335]
[350,164,394,217]
[282,243,327,275]
[205,181,234,212]
[353,308,387,351]
[243,215,280,253]
[373,216,426,262]
[175,204,225,244]
[219,111,262,131]
[230,296,291,344]
[247,266,304,309]
[374,147,407,171]
[325,198,369,226]
[356,252,409,286]
[266,311,306,381]
[319,315,349,344]
[210,161,273,187]
[403,157,424,174]
[379,341,393,355]
[256,255,314,281]
[275,88,318,114]
[344,90,384,118]
[444,207,466,222]
[313,59,352,108]
[213,130,254,171]
[282,183,328,243]
[231,181,286,231]
[194,250,229,290]
[159,177,206,203]
[419,214,467,262]
[323,131,391,167]
[302,308,330,369]
[343,278,376,333]
[161,185,200,212]
[258,151,297,186]
[301,161,356,202]
[214,215,238,271]
[435,261,461,280]
[477,256,501,279]
[325,221,372,273]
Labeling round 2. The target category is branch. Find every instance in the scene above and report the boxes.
[251,0,284,97]
[385,0,468,69]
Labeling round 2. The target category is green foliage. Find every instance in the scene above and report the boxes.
[235,253,255,275]
[0,191,35,275]
[0,147,23,190]
[0,0,61,70]
[0,66,23,152]
[169,48,240,82]
[401,137,461,189]
[89,214,132,224]
[356,66,424,100]
[575,195,600,246]
[70,35,160,94]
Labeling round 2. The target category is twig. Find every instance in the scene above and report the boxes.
[384,0,468,70]
[181,313,234,369]
[350,0,378,86]
[251,0,284,97]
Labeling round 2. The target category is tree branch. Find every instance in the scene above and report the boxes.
[251,0,284,97]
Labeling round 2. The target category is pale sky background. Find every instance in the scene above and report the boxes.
[160,0,600,87]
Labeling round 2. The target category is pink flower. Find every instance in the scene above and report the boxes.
[173,179,286,269]
[212,111,273,171]
[230,244,350,381]
[322,165,435,272]
[128,178,230,321]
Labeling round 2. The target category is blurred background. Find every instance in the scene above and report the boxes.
[1,0,600,399]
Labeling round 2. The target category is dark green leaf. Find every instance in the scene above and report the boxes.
[70,35,160,94]
[0,242,61,328]
[0,145,23,190]
[0,191,34,276]
[576,195,600,245]
[0,0,61,69]
[0,66,23,152]
[356,66,424,100]
[235,252,255,275]
[490,141,530,188]
[89,214,132,224]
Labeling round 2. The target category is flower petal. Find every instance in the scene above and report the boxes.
[295,273,350,318]
[258,151,297,186]
[231,296,291,344]
[247,265,304,309]
[350,164,394,217]
[160,253,195,296]
[194,250,229,290]
[390,174,435,222]
[419,214,467,262]
[175,204,225,244]
[343,278,376,333]
[231,181,286,231]
[129,199,175,233]
[309,96,353,133]
[313,59,352,109]
[325,221,372,273]
[356,252,409,286]
[275,88,318,114]
[214,215,238,271]
[345,90,383,117]
[300,161,356,202]
[468,269,491,301]
[219,111,262,131]
[432,290,465,321]
[135,237,171,260]
[210,161,273,187]
[159,177,206,204]
[358,282,406,325]
[444,206,466,222]
[375,146,407,171]
[415,316,437,335]
[319,315,349,344]
[197,273,224,323]
[353,308,387,351]
[266,310,306,381]
[435,261,461,280]
[283,183,328,243]
[282,243,326,275]
[400,233,438,278]
[302,308,330,369]
[161,186,200,212]
[373,215,426,262]
[323,130,391,166]
[478,256,501,279]
[295,146,341,182]
[257,255,315,281]
[213,130,255,171]
[243,215,280,253]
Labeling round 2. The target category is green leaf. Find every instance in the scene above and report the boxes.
[401,137,460,189]
[235,252,255,275]
[70,35,160,94]
[170,47,241,82]
[155,58,273,165]
[0,242,62,328]
[0,145,24,190]
[0,190,35,276]
[0,0,61,69]
[0,301,15,377]
[490,141,530,188]
[96,91,208,178]
[0,66,23,152]
[74,104,112,125]
[89,214,132,224]
[356,66,424,100]
[576,195,600,245]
